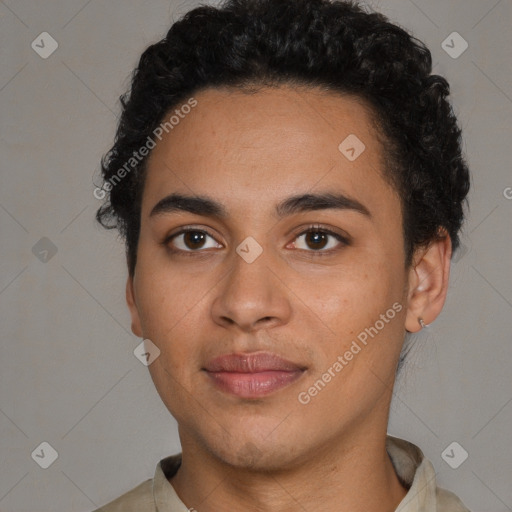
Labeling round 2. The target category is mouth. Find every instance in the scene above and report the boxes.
[202,352,307,399]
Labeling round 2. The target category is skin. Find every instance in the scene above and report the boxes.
[126,84,452,512]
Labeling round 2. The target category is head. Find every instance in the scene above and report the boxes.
[95,0,469,470]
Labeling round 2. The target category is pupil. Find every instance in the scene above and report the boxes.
[307,231,327,249]
[185,231,205,249]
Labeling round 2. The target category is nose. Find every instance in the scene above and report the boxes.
[210,246,292,333]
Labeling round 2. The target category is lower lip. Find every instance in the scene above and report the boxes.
[204,370,305,398]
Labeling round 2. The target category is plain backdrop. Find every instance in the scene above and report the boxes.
[0,0,511,511]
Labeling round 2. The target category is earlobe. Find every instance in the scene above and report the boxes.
[405,231,452,333]
[126,275,143,337]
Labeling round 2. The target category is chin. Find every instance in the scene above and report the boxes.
[204,430,306,473]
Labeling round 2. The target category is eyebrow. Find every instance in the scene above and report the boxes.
[149,191,371,220]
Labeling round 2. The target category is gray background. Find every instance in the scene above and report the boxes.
[0,0,511,511]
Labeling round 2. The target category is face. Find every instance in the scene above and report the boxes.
[127,84,419,470]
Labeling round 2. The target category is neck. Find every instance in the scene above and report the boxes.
[169,421,408,512]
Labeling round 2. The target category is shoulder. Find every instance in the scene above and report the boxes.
[91,478,154,512]
[436,486,471,512]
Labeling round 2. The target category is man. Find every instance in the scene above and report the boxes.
[93,0,471,510]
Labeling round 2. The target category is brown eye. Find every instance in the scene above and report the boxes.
[183,231,207,250]
[166,229,222,253]
[304,231,329,250]
[291,226,349,254]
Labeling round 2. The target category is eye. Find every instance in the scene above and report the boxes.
[163,224,349,257]
[290,225,349,254]
[165,228,222,253]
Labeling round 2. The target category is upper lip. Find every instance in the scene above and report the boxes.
[203,352,305,373]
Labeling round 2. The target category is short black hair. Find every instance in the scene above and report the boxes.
[95,0,470,277]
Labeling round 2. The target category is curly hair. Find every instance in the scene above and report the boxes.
[95,0,470,278]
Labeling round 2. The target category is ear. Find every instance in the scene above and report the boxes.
[405,231,452,333]
[126,274,143,337]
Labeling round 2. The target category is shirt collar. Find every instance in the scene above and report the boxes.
[386,435,439,512]
[152,452,186,511]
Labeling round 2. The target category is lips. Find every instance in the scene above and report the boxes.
[203,352,306,398]
[204,352,305,373]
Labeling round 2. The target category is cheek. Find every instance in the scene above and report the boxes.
[134,273,200,376]
[299,280,405,422]
[136,270,204,413]
[315,260,402,321]
[135,255,197,325]
[308,260,406,373]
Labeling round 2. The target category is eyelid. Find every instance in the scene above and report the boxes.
[288,223,350,243]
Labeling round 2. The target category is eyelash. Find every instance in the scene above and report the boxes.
[162,224,350,258]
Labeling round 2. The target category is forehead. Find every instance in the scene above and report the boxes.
[142,84,398,221]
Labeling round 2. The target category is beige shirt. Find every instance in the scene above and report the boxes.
[93,435,470,512]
